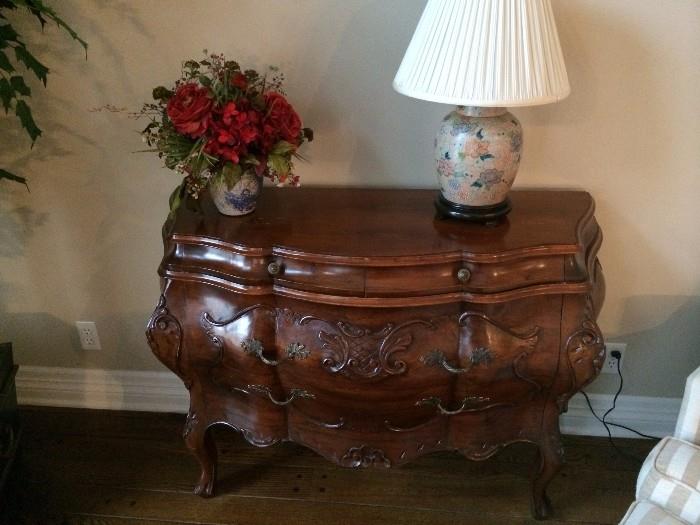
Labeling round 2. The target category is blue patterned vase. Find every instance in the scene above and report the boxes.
[435,106,522,208]
[209,170,263,216]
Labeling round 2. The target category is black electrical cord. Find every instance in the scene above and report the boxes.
[581,350,659,462]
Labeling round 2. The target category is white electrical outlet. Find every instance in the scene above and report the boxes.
[602,342,626,374]
[76,321,101,350]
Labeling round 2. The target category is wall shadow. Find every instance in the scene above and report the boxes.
[588,295,700,398]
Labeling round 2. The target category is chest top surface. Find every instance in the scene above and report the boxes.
[167,188,595,258]
[161,188,601,302]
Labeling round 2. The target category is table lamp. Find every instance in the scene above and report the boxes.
[394,0,570,221]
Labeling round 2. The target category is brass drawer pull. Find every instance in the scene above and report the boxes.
[238,384,315,406]
[421,350,470,374]
[421,348,493,374]
[241,338,309,366]
[267,261,282,276]
[417,395,495,415]
[457,267,471,283]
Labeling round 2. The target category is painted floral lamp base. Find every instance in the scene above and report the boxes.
[434,106,522,222]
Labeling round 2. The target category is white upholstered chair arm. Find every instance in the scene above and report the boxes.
[674,366,700,444]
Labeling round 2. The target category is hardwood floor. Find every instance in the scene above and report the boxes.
[4,407,656,525]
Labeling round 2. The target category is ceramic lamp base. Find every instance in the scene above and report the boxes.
[435,106,522,222]
[434,193,511,223]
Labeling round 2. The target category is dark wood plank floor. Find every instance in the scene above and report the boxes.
[4,407,656,525]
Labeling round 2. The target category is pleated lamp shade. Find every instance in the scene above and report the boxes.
[393,0,570,107]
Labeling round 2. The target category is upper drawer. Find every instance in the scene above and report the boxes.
[162,235,598,299]
[270,252,571,297]
[271,257,364,296]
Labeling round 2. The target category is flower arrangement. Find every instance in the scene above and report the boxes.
[139,52,312,211]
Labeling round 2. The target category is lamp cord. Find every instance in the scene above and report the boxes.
[581,352,659,463]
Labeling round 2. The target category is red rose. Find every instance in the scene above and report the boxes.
[204,101,261,164]
[261,92,302,151]
[166,83,213,138]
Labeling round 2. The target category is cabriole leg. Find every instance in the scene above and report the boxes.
[530,413,564,520]
[183,411,218,497]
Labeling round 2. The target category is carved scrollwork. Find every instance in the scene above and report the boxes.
[146,294,187,384]
[199,312,224,363]
[234,384,315,406]
[298,317,435,380]
[565,295,605,392]
[202,306,308,367]
[183,411,198,439]
[309,416,346,430]
[461,312,542,394]
[340,445,391,468]
[240,429,279,448]
[461,440,530,461]
[459,312,540,346]
[211,421,280,448]
[384,418,434,433]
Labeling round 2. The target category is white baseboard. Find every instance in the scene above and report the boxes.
[16,366,189,413]
[16,366,681,439]
[559,391,680,439]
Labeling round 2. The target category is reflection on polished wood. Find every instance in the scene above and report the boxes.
[147,188,606,520]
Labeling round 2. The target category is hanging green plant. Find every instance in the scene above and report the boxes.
[0,0,87,188]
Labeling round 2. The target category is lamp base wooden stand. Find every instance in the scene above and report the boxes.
[434,193,511,222]
[147,188,605,520]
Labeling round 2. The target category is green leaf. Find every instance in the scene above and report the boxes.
[0,168,29,189]
[0,23,19,43]
[221,162,242,190]
[9,75,30,96]
[152,86,172,101]
[141,120,158,135]
[14,0,88,53]
[0,49,14,72]
[0,77,12,112]
[198,75,211,87]
[0,1,17,12]
[168,182,184,213]
[15,99,42,144]
[267,154,289,176]
[14,45,48,85]
[270,140,296,156]
[27,6,48,29]
[241,154,260,166]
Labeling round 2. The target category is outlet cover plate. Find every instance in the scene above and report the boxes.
[76,321,101,350]
[602,342,626,374]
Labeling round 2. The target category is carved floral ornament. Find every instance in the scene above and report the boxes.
[340,445,391,468]
[302,318,436,380]
[565,296,605,390]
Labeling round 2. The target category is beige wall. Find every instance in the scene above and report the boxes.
[1,0,698,397]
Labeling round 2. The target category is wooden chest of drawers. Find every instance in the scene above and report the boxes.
[147,188,605,520]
